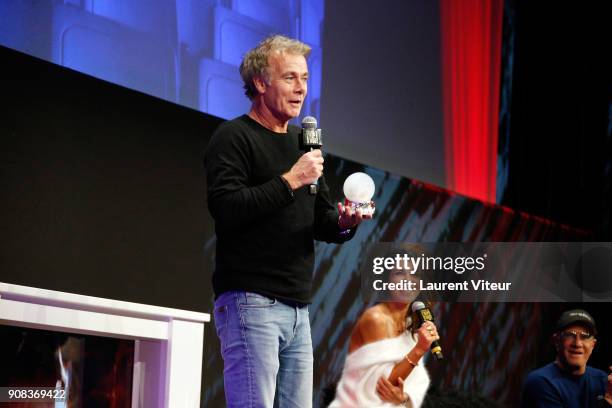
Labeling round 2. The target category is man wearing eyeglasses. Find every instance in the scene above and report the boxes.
[521,309,611,407]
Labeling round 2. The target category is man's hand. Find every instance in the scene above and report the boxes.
[282,150,323,190]
[377,376,408,405]
[337,198,374,229]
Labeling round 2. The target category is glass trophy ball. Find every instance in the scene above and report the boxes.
[343,172,375,204]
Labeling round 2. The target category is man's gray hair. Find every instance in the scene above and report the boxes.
[240,35,311,100]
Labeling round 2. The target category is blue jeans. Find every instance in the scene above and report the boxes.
[214,291,313,408]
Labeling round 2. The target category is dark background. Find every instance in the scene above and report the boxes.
[1,47,220,312]
[498,0,612,237]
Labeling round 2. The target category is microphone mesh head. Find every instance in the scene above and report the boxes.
[302,116,317,129]
[411,301,426,312]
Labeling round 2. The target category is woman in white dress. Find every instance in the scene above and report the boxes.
[329,266,439,408]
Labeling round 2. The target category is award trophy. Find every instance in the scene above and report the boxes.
[343,172,376,216]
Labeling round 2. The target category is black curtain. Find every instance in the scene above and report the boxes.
[500,1,612,238]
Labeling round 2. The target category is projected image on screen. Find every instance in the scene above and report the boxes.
[0,1,324,123]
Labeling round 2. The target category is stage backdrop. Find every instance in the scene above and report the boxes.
[2,47,609,408]
[0,0,449,191]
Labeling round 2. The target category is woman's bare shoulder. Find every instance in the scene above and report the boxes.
[352,305,394,345]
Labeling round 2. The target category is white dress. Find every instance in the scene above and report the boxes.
[329,332,430,408]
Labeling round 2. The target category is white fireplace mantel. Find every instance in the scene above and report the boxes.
[0,282,210,408]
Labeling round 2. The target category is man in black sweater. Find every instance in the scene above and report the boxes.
[205,35,371,408]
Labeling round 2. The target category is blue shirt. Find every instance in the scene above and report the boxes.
[521,362,608,408]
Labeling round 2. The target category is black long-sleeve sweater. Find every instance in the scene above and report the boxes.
[204,115,355,304]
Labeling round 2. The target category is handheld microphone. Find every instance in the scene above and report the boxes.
[301,116,322,195]
[411,301,444,360]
